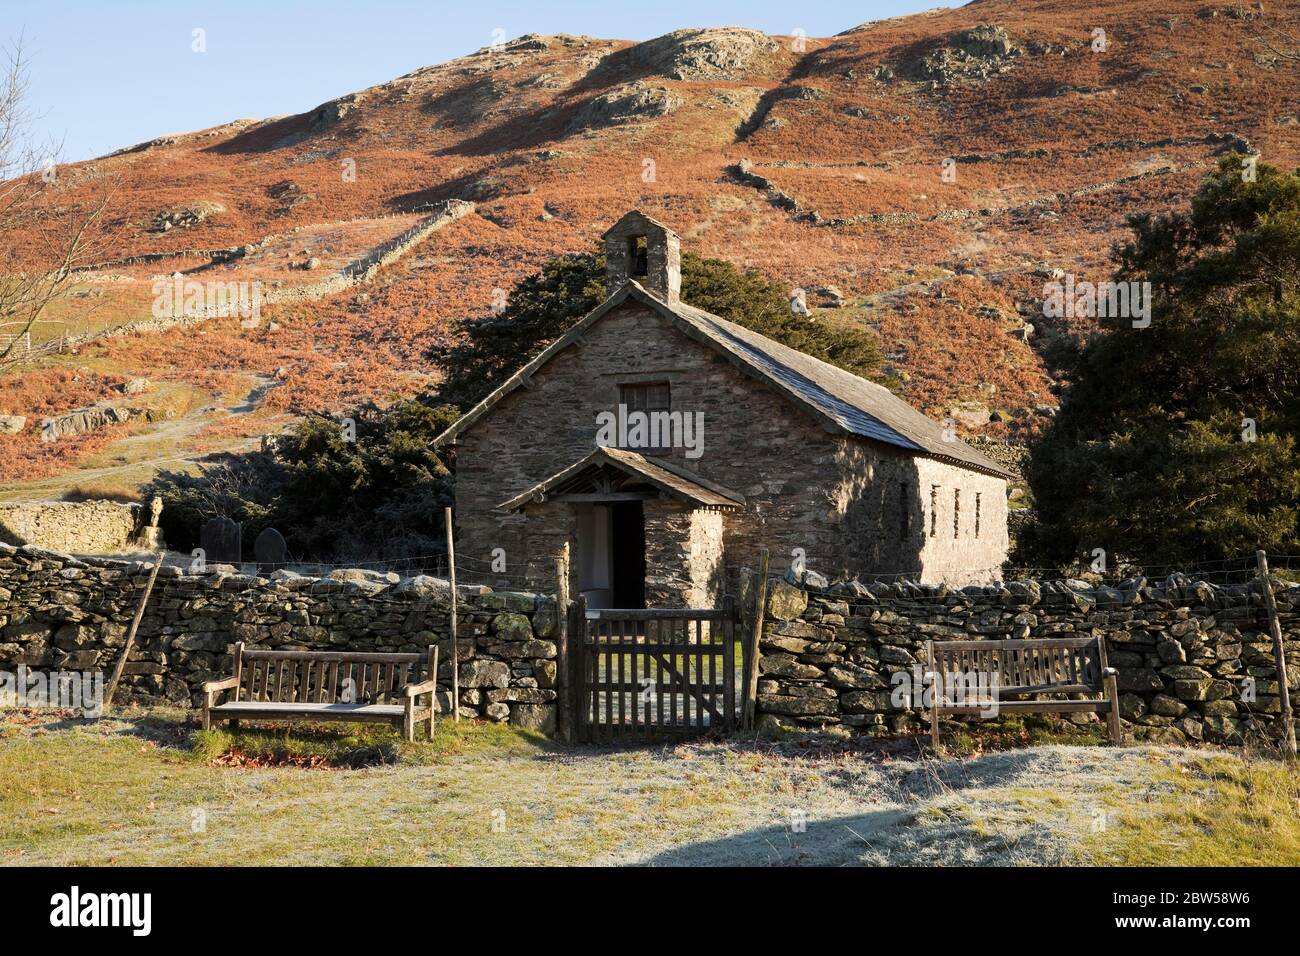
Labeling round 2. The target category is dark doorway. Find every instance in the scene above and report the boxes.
[610,501,645,609]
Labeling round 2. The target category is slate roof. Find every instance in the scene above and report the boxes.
[434,281,1013,480]
[498,446,745,511]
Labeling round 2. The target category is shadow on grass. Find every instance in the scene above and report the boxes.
[0,708,195,748]
[637,807,916,866]
[5,707,564,769]
[190,715,561,769]
[937,714,1109,755]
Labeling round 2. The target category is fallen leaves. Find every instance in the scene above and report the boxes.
[210,747,334,770]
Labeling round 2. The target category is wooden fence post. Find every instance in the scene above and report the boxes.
[445,506,459,723]
[569,595,588,743]
[742,548,770,730]
[722,593,737,732]
[105,554,164,709]
[1256,551,1297,758]
[555,541,571,742]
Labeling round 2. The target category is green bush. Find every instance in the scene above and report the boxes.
[1020,157,1300,567]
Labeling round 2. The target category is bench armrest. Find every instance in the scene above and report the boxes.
[402,679,438,699]
[202,676,240,693]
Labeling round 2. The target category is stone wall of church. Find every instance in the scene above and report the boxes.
[451,298,1009,602]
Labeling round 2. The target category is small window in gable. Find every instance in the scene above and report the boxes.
[619,382,671,456]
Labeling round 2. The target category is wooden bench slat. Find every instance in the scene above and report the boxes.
[241,649,426,663]
[938,700,1110,715]
[928,635,1122,751]
[211,702,406,722]
[931,637,1098,651]
[995,682,1096,696]
[205,645,440,740]
[212,701,406,715]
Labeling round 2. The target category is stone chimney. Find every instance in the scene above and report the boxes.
[602,210,681,304]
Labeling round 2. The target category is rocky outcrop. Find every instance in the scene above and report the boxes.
[40,403,152,439]
[148,201,225,232]
[630,27,777,81]
[307,92,361,131]
[915,25,1020,86]
[569,82,683,132]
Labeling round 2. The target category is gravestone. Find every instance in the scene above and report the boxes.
[254,527,288,575]
[200,516,241,565]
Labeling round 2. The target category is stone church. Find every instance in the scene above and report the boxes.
[435,211,1012,607]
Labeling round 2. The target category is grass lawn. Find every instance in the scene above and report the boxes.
[1,708,1296,867]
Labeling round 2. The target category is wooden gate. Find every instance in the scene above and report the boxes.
[572,597,737,741]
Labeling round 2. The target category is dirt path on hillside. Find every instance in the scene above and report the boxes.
[0,374,280,502]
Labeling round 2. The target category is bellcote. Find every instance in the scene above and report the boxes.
[602,210,681,304]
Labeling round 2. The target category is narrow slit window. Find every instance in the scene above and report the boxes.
[628,236,649,277]
[929,485,938,538]
[899,482,909,539]
[975,493,982,539]
[953,489,961,539]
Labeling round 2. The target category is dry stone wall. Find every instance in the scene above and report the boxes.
[0,501,145,555]
[0,543,558,732]
[753,575,1299,746]
[62,200,474,347]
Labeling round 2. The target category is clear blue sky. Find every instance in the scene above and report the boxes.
[7,0,939,161]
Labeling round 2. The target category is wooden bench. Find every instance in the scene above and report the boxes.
[926,637,1121,750]
[201,643,439,742]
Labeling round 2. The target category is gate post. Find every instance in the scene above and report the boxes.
[555,543,571,742]
[742,549,770,730]
[722,594,737,732]
[568,596,588,743]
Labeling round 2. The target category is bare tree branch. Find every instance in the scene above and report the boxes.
[0,34,113,365]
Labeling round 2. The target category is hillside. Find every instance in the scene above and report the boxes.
[1,0,1298,497]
